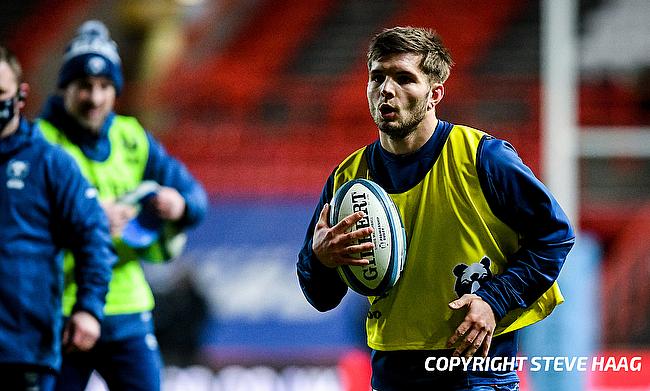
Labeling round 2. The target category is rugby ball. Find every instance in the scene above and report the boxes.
[329,179,406,296]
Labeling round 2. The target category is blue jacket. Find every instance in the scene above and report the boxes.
[40,96,207,232]
[0,118,115,371]
[39,96,207,340]
[297,120,575,387]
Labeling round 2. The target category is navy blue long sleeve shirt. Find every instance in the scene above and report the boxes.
[297,120,575,386]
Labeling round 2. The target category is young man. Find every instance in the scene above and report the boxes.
[0,45,114,391]
[297,27,575,390]
[37,21,208,391]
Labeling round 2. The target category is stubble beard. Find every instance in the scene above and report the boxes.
[76,107,106,135]
[373,97,428,141]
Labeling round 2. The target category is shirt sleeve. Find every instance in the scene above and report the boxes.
[143,132,208,228]
[296,169,349,312]
[49,147,116,321]
[474,136,575,320]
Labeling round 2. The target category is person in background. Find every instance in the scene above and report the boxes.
[297,26,575,390]
[0,45,114,391]
[37,20,208,391]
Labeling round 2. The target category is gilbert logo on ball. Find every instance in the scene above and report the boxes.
[329,179,406,296]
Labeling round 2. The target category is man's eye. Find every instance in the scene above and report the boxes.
[370,75,385,83]
[397,76,413,84]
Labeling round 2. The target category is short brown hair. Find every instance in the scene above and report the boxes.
[367,26,453,84]
[0,45,23,83]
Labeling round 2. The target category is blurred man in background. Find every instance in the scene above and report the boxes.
[297,26,575,390]
[0,45,114,391]
[37,21,207,391]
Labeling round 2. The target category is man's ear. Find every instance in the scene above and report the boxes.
[427,83,444,110]
[17,82,29,109]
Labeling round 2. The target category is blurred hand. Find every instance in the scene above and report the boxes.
[311,203,374,268]
[446,294,496,358]
[101,201,137,237]
[62,311,101,353]
[149,186,185,221]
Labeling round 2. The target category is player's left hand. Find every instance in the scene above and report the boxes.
[446,294,496,358]
[62,311,101,353]
[149,186,185,221]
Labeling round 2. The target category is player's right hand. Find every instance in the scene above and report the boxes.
[312,203,374,268]
[101,201,137,237]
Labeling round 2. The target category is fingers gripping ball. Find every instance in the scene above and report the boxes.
[329,179,406,296]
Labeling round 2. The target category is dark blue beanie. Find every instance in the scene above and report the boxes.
[57,20,123,95]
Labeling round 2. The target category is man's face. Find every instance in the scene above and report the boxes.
[367,52,432,139]
[0,61,19,135]
[0,61,18,101]
[63,76,116,134]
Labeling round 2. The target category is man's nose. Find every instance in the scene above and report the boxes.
[89,87,103,105]
[380,79,395,98]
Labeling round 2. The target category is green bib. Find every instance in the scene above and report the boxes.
[332,125,563,351]
[39,116,156,315]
